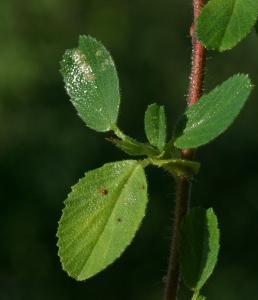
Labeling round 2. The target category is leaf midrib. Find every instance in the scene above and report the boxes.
[217,0,238,48]
[77,163,140,278]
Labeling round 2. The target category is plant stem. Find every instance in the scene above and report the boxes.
[192,290,200,300]
[163,177,192,300]
[112,125,127,140]
[188,0,207,106]
[163,1,206,300]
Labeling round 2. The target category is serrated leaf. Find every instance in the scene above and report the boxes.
[57,160,148,280]
[180,208,220,291]
[61,35,120,132]
[197,0,258,51]
[144,103,167,151]
[174,74,252,149]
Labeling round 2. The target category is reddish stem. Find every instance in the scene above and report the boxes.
[188,0,206,106]
[163,1,206,300]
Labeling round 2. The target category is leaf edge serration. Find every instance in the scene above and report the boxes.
[174,73,253,149]
[196,0,258,52]
[56,160,149,281]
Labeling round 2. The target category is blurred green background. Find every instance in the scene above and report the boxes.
[1,0,258,299]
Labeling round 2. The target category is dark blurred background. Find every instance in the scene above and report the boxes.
[0,0,258,299]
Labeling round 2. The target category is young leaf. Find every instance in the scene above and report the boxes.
[61,35,120,132]
[161,159,201,178]
[197,0,258,51]
[174,74,252,149]
[57,160,148,281]
[192,295,206,300]
[192,292,206,300]
[144,103,167,151]
[197,296,206,300]
[107,137,159,157]
[180,208,220,291]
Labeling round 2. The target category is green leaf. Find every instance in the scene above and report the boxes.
[197,0,258,51]
[144,103,167,151]
[57,160,148,280]
[180,208,220,291]
[197,296,206,300]
[147,158,200,177]
[255,21,258,35]
[192,292,206,300]
[61,35,120,132]
[174,74,252,149]
[160,159,201,178]
[107,137,159,157]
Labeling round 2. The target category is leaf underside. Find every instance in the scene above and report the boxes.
[61,35,120,132]
[174,74,252,149]
[180,208,220,291]
[57,160,148,281]
[197,0,258,51]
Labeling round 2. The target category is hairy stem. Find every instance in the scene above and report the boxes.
[188,0,207,106]
[163,1,206,299]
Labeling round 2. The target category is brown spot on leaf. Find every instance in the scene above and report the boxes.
[97,187,108,196]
